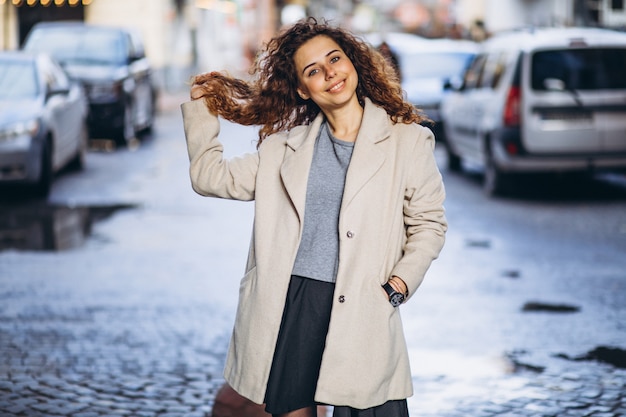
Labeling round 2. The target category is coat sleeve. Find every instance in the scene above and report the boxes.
[390,126,447,298]
[181,100,259,200]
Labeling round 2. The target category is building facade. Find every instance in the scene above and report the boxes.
[2,0,624,84]
[455,0,626,35]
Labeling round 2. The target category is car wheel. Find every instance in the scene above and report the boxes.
[115,101,136,147]
[68,122,88,171]
[445,142,462,172]
[483,145,510,197]
[34,138,53,198]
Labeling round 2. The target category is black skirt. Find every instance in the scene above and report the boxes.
[264,275,408,417]
[264,275,335,414]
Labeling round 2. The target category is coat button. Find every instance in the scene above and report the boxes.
[338,295,345,303]
[346,231,355,238]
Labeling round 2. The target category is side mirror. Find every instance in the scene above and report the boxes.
[128,53,144,64]
[46,88,69,101]
[445,76,463,91]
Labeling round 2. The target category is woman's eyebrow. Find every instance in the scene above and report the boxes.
[301,49,341,75]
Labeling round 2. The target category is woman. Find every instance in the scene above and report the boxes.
[182,18,447,417]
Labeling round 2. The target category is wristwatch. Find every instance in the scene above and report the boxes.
[382,282,405,307]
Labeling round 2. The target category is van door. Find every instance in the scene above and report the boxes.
[598,100,626,152]
[523,48,603,154]
[591,48,626,153]
[448,54,488,164]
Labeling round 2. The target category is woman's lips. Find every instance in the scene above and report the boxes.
[328,80,345,93]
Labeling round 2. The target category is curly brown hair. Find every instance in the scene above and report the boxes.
[192,17,426,146]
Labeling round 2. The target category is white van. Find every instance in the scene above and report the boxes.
[440,27,626,195]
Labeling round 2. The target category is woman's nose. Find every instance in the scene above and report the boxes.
[325,65,336,79]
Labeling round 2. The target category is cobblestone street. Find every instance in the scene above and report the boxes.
[0,257,624,417]
[1,93,625,417]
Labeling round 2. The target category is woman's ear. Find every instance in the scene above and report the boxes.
[297,88,310,100]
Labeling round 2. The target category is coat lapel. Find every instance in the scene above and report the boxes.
[280,99,391,220]
[280,113,325,223]
[341,99,390,208]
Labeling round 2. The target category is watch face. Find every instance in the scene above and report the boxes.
[390,293,404,307]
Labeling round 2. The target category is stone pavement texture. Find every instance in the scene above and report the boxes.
[1,92,625,417]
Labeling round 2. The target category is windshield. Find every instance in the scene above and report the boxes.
[0,61,38,99]
[400,52,475,79]
[532,48,626,90]
[25,28,129,65]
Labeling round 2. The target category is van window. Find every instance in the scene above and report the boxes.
[462,54,487,90]
[531,48,626,90]
[479,52,508,89]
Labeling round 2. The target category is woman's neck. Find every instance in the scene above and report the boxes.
[323,100,364,143]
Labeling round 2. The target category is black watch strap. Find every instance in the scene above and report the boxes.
[382,281,396,296]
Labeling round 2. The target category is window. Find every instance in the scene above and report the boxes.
[612,0,623,10]
[0,61,38,99]
[531,48,626,90]
[25,27,129,65]
[462,54,487,90]
[479,52,508,89]
[400,52,475,80]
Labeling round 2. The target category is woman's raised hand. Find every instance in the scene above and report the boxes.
[190,72,223,100]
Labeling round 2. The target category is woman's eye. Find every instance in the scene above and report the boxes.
[308,68,319,77]
[330,56,340,63]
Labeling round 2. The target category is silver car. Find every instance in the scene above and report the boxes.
[23,22,157,147]
[441,27,626,196]
[0,51,88,197]
[398,38,477,142]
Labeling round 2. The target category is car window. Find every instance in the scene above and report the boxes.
[41,57,70,92]
[531,48,626,90]
[479,52,507,89]
[0,61,38,99]
[461,54,487,90]
[400,52,475,80]
[25,27,130,65]
[128,30,146,59]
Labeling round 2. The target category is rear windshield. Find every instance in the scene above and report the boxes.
[401,52,475,79]
[531,48,626,90]
[24,27,129,65]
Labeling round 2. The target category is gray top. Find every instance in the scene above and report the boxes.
[291,122,355,283]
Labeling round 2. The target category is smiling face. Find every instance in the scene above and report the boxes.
[294,35,359,113]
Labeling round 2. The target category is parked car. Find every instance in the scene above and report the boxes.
[395,38,477,141]
[365,33,477,142]
[22,21,157,146]
[0,51,88,197]
[440,27,626,196]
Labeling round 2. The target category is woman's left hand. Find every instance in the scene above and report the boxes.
[388,276,408,297]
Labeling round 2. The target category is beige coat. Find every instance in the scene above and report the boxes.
[181,98,447,409]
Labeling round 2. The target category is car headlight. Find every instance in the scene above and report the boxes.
[0,119,39,142]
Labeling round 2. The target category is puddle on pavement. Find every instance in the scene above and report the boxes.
[521,301,581,313]
[0,203,136,252]
[409,348,517,379]
[505,351,546,374]
[557,346,626,369]
[501,269,521,279]
[465,238,492,248]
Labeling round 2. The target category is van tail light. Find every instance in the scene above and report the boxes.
[503,86,521,127]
